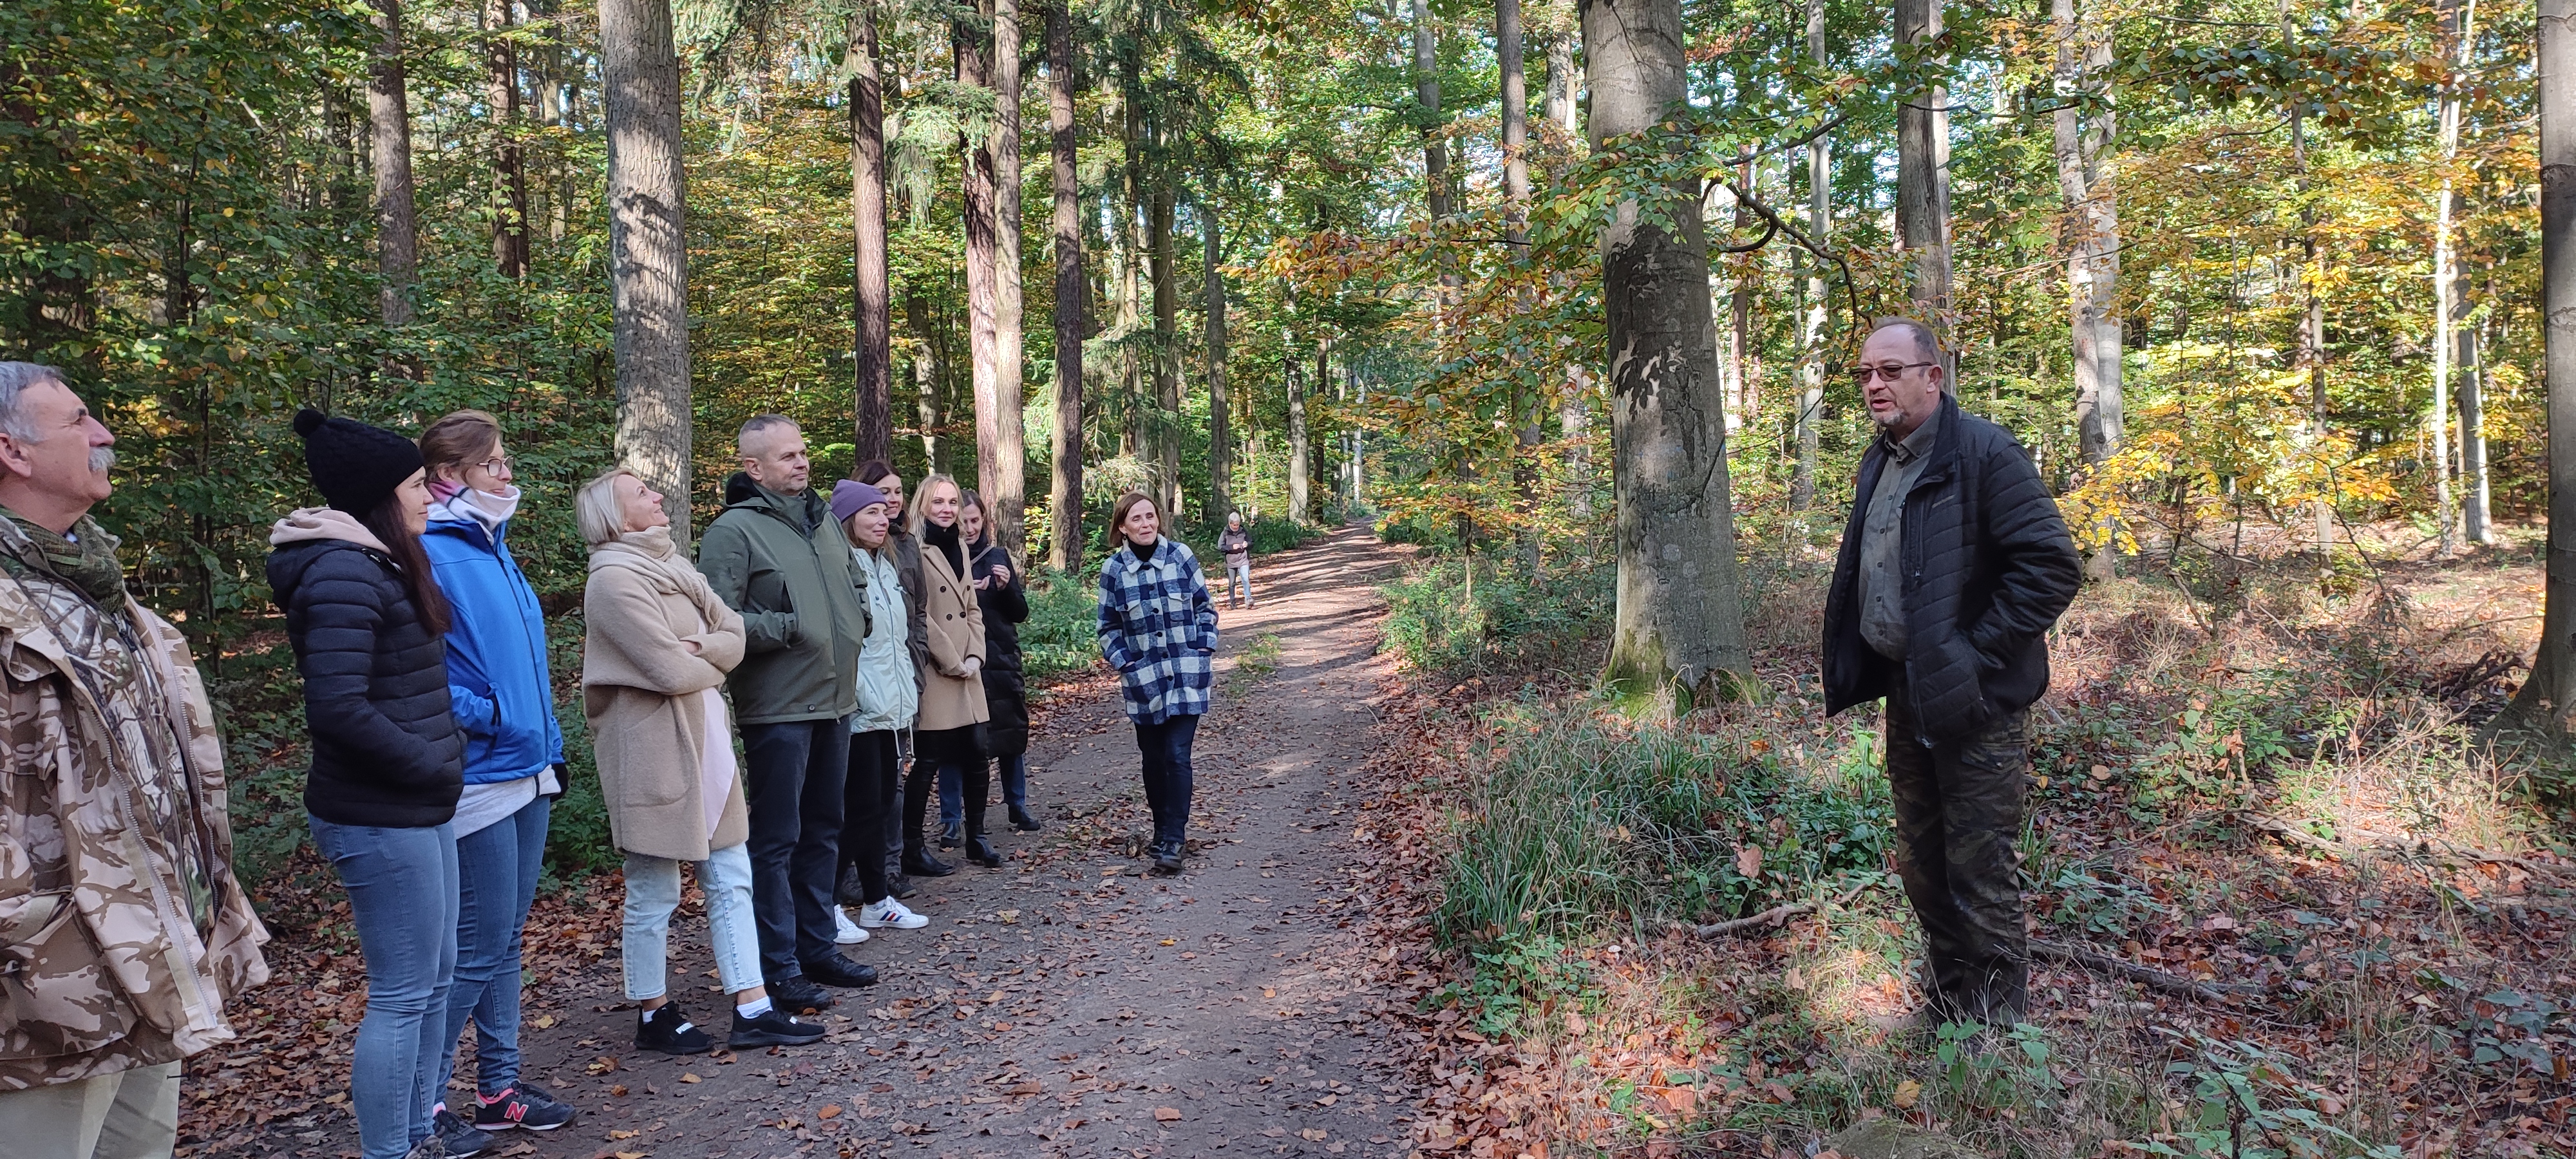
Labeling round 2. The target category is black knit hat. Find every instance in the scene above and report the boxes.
[294,408,424,514]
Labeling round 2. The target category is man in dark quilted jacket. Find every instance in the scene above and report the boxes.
[1822,318,2081,1030]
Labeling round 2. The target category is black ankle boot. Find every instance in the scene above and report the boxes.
[1009,806,1043,832]
[967,835,1002,868]
[904,847,955,877]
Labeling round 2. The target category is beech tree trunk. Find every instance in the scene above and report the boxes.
[1412,0,1452,222]
[2437,0,2487,547]
[1204,210,1231,526]
[1047,2,1084,571]
[1792,0,1826,511]
[1151,182,1180,519]
[484,0,529,280]
[600,0,692,532]
[851,3,893,467]
[1286,319,1311,524]
[2492,0,2576,746]
[958,10,1001,505]
[1895,0,1951,333]
[2054,0,2122,579]
[1501,0,1542,563]
[986,0,1027,557]
[370,0,421,329]
[1547,26,1591,521]
[1582,0,1752,708]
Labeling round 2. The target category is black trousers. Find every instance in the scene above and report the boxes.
[1135,712,1201,850]
[739,719,849,982]
[1884,678,2031,1024]
[907,726,987,853]
[839,729,901,905]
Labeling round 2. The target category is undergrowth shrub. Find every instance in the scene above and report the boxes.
[1021,567,1103,681]
[1380,555,1613,677]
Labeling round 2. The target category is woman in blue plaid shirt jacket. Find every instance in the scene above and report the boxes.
[1095,492,1217,876]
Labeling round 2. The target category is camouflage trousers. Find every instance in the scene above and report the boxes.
[1884,681,2030,1026]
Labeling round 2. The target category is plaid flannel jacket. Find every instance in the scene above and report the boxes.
[1095,538,1217,725]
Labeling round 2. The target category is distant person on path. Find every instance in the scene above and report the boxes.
[576,469,824,1060]
[1822,318,2081,1030]
[697,416,877,1013]
[1217,511,1253,609]
[0,363,269,1159]
[415,412,573,1147]
[960,491,1040,834]
[828,480,932,944]
[270,409,466,1159]
[906,475,997,869]
[1095,493,1216,876]
[849,460,940,887]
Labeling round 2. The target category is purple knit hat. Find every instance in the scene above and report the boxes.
[831,479,889,523]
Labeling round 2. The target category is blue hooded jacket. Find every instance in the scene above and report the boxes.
[422,505,564,785]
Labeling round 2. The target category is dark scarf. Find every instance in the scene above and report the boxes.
[1127,537,1159,565]
[923,519,965,577]
[0,505,127,606]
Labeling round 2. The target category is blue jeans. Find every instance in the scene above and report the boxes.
[439,793,549,1100]
[309,817,459,1159]
[622,843,764,1001]
[1135,713,1201,849]
[1227,560,1251,605]
[998,753,1029,812]
[739,719,849,980]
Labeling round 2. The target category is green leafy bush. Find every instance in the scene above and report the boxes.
[1380,556,1613,677]
[1021,567,1103,681]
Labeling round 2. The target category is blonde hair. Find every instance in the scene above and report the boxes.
[576,468,637,547]
[907,473,961,538]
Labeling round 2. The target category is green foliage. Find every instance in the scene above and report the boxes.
[1423,930,1591,1040]
[1021,567,1103,682]
[1434,705,1891,952]
[1379,556,1613,677]
[2134,1039,2403,1159]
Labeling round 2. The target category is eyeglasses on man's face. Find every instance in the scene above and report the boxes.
[1846,362,1938,385]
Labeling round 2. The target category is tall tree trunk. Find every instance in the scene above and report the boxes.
[484,0,530,281]
[985,0,1028,556]
[1547,26,1590,520]
[1895,0,1951,337]
[1286,319,1311,524]
[1204,209,1232,525]
[601,0,692,532]
[1048,1,1085,571]
[909,290,949,473]
[958,10,1003,505]
[2055,0,2122,580]
[2463,285,2493,543]
[1151,182,1179,520]
[1118,82,1145,462]
[2437,0,2483,548]
[851,3,893,469]
[1792,0,1826,511]
[1502,0,1542,563]
[1412,0,1452,221]
[1725,152,1752,445]
[370,0,421,330]
[2492,0,2576,745]
[1582,0,1752,707]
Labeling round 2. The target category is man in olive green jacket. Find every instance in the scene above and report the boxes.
[697,415,877,1008]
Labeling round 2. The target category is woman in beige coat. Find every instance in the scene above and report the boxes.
[577,469,824,1057]
[902,475,996,868]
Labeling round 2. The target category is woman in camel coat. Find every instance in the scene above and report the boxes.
[905,474,995,868]
[578,469,822,1057]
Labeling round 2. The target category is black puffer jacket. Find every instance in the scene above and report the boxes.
[269,531,467,827]
[970,542,1030,757]
[1823,393,2082,746]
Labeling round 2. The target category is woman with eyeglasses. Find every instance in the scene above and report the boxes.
[415,411,576,1149]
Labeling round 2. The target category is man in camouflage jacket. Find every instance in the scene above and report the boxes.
[0,364,270,1158]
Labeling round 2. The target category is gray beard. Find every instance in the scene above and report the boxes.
[88,446,115,473]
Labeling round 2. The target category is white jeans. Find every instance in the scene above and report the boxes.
[621,843,762,1001]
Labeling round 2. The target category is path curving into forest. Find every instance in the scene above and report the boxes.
[488,523,1423,1159]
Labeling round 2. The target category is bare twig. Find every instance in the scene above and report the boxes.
[2029,939,2268,1003]
[1672,876,1874,939]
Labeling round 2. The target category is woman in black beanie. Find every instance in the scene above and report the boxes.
[267,408,471,1159]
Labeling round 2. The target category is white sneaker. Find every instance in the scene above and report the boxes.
[858,898,930,930]
[833,907,871,944]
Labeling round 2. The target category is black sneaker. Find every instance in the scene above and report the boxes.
[936,822,963,849]
[636,1004,714,1056]
[1151,842,1184,876]
[1009,806,1044,833]
[770,975,838,1012]
[472,1081,576,1131]
[888,872,918,900]
[730,1006,828,1049]
[802,952,880,988]
[432,1109,489,1156]
[836,865,871,907]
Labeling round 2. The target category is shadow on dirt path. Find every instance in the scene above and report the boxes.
[481,523,1423,1159]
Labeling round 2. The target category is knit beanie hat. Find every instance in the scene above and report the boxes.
[294,408,424,514]
[831,479,889,525]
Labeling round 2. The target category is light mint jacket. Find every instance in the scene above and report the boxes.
[848,544,918,734]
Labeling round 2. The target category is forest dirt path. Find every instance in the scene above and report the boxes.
[504,524,1423,1159]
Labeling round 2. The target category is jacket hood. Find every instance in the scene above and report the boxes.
[722,471,831,529]
[724,471,761,505]
[270,506,391,552]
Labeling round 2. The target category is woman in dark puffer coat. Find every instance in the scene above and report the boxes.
[958,491,1037,833]
[268,409,467,1159]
